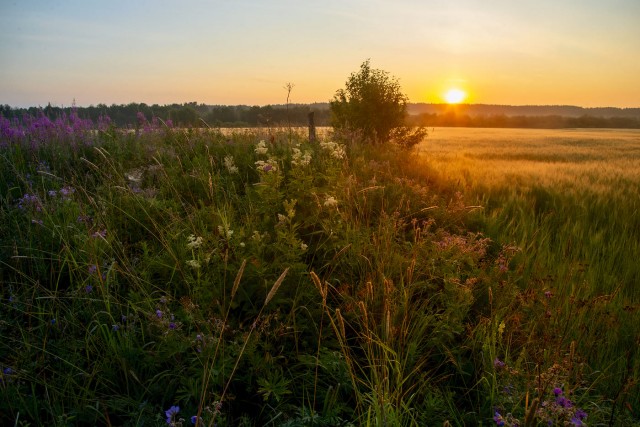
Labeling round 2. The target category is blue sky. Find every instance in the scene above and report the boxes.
[1,0,639,107]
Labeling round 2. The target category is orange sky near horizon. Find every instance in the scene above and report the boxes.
[1,1,639,108]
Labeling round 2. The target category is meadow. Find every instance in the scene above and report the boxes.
[0,113,638,426]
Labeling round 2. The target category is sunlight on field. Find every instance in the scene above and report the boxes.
[418,128,640,195]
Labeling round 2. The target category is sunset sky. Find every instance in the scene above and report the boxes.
[1,0,639,108]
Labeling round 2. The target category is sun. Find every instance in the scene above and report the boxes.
[444,88,467,104]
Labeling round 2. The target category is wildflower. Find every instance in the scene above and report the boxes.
[224,155,239,173]
[574,409,588,420]
[319,141,346,159]
[31,219,44,225]
[498,320,506,336]
[91,229,107,239]
[18,193,42,211]
[300,242,308,251]
[88,264,98,275]
[255,159,277,172]
[187,234,204,249]
[494,358,506,369]
[570,416,584,426]
[165,405,180,424]
[545,291,553,299]
[553,387,563,397]
[196,334,202,341]
[191,415,201,425]
[160,296,167,304]
[324,196,338,208]
[291,147,312,166]
[156,309,163,319]
[85,285,93,293]
[3,367,13,375]
[186,259,201,268]
[169,322,176,330]
[48,190,57,197]
[255,140,268,155]
[493,410,505,426]
[51,318,56,325]
[556,396,572,408]
[59,186,75,200]
[112,324,119,331]
[218,225,234,239]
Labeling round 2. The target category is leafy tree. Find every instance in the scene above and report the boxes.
[330,59,426,148]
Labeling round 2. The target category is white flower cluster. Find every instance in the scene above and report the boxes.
[224,155,239,174]
[255,140,269,155]
[319,141,346,160]
[187,234,203,249]
[291,147,312,167]
[218,225,234,240]
[255,159,277,172]
[186,259,201,269]
[324,196,338,208]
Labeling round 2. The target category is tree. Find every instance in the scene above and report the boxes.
[330,60,426,148]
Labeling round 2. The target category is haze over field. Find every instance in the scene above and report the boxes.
[1,0,639,108]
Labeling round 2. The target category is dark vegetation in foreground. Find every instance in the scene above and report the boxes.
[0,112,638,426]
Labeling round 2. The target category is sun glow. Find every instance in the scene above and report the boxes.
[444,88,467,104]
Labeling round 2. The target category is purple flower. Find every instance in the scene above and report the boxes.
[48,190,57,197]
[169,322,176,330]
[553,387,563,396]
[493,410,505,426]
[112,324,119,331]
[494,358,506,369]
[88,264,98,275]
[574,408,587,420]
[556,396,572,408]
[3,367,13,375]
[165,405,180,424]
[91,229,107,239]
[263,164,273,172]
[85,285,93,293]
[59,186,75,200]
[570,417,584,426]
[156,309,163,319]
[191,415,202,425]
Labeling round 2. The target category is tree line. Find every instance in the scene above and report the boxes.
[2,100,638,130]
[0,102,331,128]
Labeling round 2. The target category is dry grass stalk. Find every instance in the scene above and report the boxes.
[231,259,246,300]
[265,267,289,305]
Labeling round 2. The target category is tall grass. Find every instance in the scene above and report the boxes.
[1,117,638,425]
[419,127,640,422]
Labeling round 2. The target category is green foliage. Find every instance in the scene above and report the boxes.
[331,60,426,148]
[1,121,637,425]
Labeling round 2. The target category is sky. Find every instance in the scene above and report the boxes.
[1,0,639,108]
